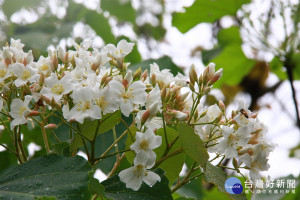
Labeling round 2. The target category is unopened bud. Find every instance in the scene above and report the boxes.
[207,68,223,86]
[104,77,113,86]
[194,109,199,120]
[26,110,40,117]
[116,59,123,71]
[189,81,195,92]
[200,110,207,118]
[141,70,148,81]
[161,86,166,101]
[174,111,188,121]
[151,74,156,86]
[232,158,238,169]
[41,95,51,105]
[133,67,142,80]
[101,72,109,86]
[45,123,58,130]
[214,112,223,122]
[180,91,189,101]
[219,100,225,111]
[189,64,198,84]
[39,73,45,86]
[250,113,258,118]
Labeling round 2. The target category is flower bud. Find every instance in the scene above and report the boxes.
[161,86,166,101]
[219,100,225,112]
[26,110,40,117]
[133,67,142,80]
[151,74,156,86]
[189,81,195,92]
[189,64,198,84]
[58,46,66,63]
[250,113,258,118]
[100,72,109,86]
[174,111,188,121]
[45,123,58,130]
[200,110,207,118]
[232,158,238,169]
[180,91,189,101]
[141,69,148,81]
[207,68,223,86]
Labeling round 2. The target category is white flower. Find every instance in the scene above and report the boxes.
[9,95,32,130]
[9,63,38,87]
[150,63,174,85]
[146,84,162,113]
[217,126,251,158]
[199,104,221,123]
[110,72,146,117]
[67,87,101,123]
[36,56,54,75]
[130,129,162,166]
[0,61,11,82]
[104,39,134,58]
[94,85,120,115]
[119,155,161,191]
[40,73,74,103]
[240,152,270,182]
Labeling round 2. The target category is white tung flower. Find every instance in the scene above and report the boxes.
[217,126,251,158]
[40,73,74,103]
[110,71,147,117]
[104,39,134,58]
[9,95,32,130]
[67,87,102,123]
[0,61,11,82]
[119,154,161,191]
[130,129,162,166]
[94,85,120,115]
[9,63,38,87]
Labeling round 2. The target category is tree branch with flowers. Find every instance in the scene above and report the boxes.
[0,38,274,200]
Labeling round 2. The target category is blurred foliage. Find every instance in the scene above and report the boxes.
[1,0,300,199]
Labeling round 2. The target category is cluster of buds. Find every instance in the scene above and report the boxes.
[189,63,223,94]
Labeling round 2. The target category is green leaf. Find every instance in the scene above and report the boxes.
[177,123,208,168]
[204,162,247,200]
[172,0,250,33]
[154,127,186,185]
[212,44,255,88]
[269,57,287,80]
[85,11,115,44]
[292,53,300,80]
[102,168,173,200]
[2,0,43,18]
[71,111,121,153]
[202,47,223,65]
[130,56,184,76]
[0,151,17,175]
[0,154,92,200]
[52,142,70,156]
[217,27,242,46]
[88,177,107,199]
[101,0,136,23]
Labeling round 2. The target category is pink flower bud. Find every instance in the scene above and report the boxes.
[45,123,58,130]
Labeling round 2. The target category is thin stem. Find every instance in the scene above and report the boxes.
[162,111,169,146]
[285,56,300,130]
[40,121,50,153]
[107,153,126,178]
[120,118,133,141]
[0,143,16,154]
[13,127,22,164]
[94,149,130,160]
[17,126,27,162]
[81,136,91,162]
[112,126,119,157]
[171,162,197,193]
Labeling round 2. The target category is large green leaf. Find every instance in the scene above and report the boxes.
[130,56,184,76]
[177,123,208,169]
[204,162,247,200]
[172,0,250,33]
[217,27,242,46]
[0,151,17,175]
[154,127,186,186]
[102,168,173,200]
[0,154,93,200]
[212,44,255,88]
[101,0,136,23]
[2,0,43,18]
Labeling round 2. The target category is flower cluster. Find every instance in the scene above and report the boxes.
[0,38,274,191]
